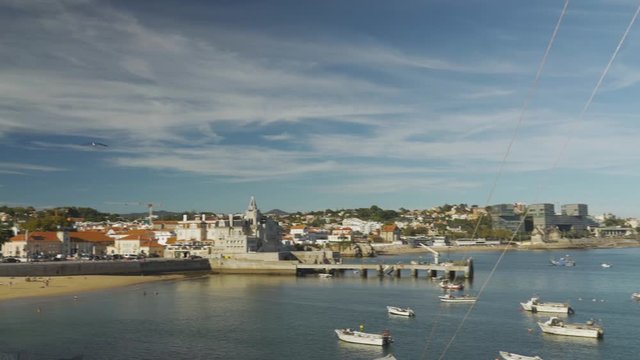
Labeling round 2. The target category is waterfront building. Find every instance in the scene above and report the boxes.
[488,203,525,234]
[2,231,114,258]
[561,204,588,216]
[107,230,164,257]
[69,231,114,256]
[171,197,282,257]
[3,231,68,258]
[595,226,636,238]
[342,218,382,235]
[431,236,449,246]
[380,224,401,243]
[527,203,598,232]
[328,227,352,242]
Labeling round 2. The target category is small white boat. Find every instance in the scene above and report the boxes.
[499,351,543,360]
[632,292,640,300]
[439,280,464,290]
[601,263,612,268]
[537,317,603,338]
[549,255,575,266]
[318,273,333,279]
[439,293,477,303]
[520,297,574,314]
[334,328,393,346]
[387,306,415,317]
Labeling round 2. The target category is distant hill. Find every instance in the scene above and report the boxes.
[265,209,288,216]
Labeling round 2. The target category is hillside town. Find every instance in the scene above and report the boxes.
[0,197,638,262]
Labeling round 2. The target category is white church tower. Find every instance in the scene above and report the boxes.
[245,196,259,226]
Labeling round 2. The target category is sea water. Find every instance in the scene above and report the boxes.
[0,248,638,360]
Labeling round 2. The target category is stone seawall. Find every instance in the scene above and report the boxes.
[0,259,211,277]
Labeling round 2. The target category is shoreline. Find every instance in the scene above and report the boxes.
[0,274,194,303]
[373,238,640,255]
[3,239,638,301]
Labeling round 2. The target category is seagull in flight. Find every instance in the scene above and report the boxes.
[85,141,108,147]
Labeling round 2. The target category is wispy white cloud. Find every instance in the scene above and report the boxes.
[461,88,515,99]
[3,0,640,216]
[315,176,480,195]
[0,162,65,172]
[262,133,293,141]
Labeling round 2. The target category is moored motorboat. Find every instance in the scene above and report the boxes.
[537,317,603,338]
[334,328,393,346]
[439,279,464,290]
[499,350,543,360]
[318,273,333,279]
[439,293,477,303]
[386,305,415,317]
[549,255,575,266]
[632,292,640,300]
[520,297,574,314]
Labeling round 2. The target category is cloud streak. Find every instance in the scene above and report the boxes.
[2,0,640,215]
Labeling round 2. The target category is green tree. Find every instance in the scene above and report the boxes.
[0,222,12,245]
[307,217,325,227]
[604,216,627,227]
[23,213,71,232]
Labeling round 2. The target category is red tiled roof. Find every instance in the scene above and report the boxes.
[382,225,398,232]
[120,233,155,241]
[70,231,113,243]
[9,232,60,242]
[143,240,164,248]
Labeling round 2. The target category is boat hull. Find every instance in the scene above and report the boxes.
[520,303,572,314]
[440,298,477,303]
[499,350,543,360]
[439,295,477,303]
[334,329,392,346]
[386,306,415,317]
[537,322,603,338]
[520,301,572,314]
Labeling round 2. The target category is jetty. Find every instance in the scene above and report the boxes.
[297,258,474,279]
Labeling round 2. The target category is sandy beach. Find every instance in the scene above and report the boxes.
[0,274,189,303]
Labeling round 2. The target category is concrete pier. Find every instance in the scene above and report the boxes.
[297,258,474,279]
[0,257,474,279]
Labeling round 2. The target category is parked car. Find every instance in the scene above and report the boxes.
[53,254,66,261]
[1,257,21,263]
[189,255,203,260]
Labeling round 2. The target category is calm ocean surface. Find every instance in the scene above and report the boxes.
[1,248,639,360]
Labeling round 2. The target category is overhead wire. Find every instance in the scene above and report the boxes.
[437,1,640,358]
[470,0,571,241]
[430,0,572,358]
[550,2,640,172]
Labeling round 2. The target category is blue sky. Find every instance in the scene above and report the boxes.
[1,0,640,217]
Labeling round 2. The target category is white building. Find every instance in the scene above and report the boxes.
[172,197,282,256]
[342,218,382,234]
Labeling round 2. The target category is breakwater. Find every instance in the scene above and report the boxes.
[0,259,211,277]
